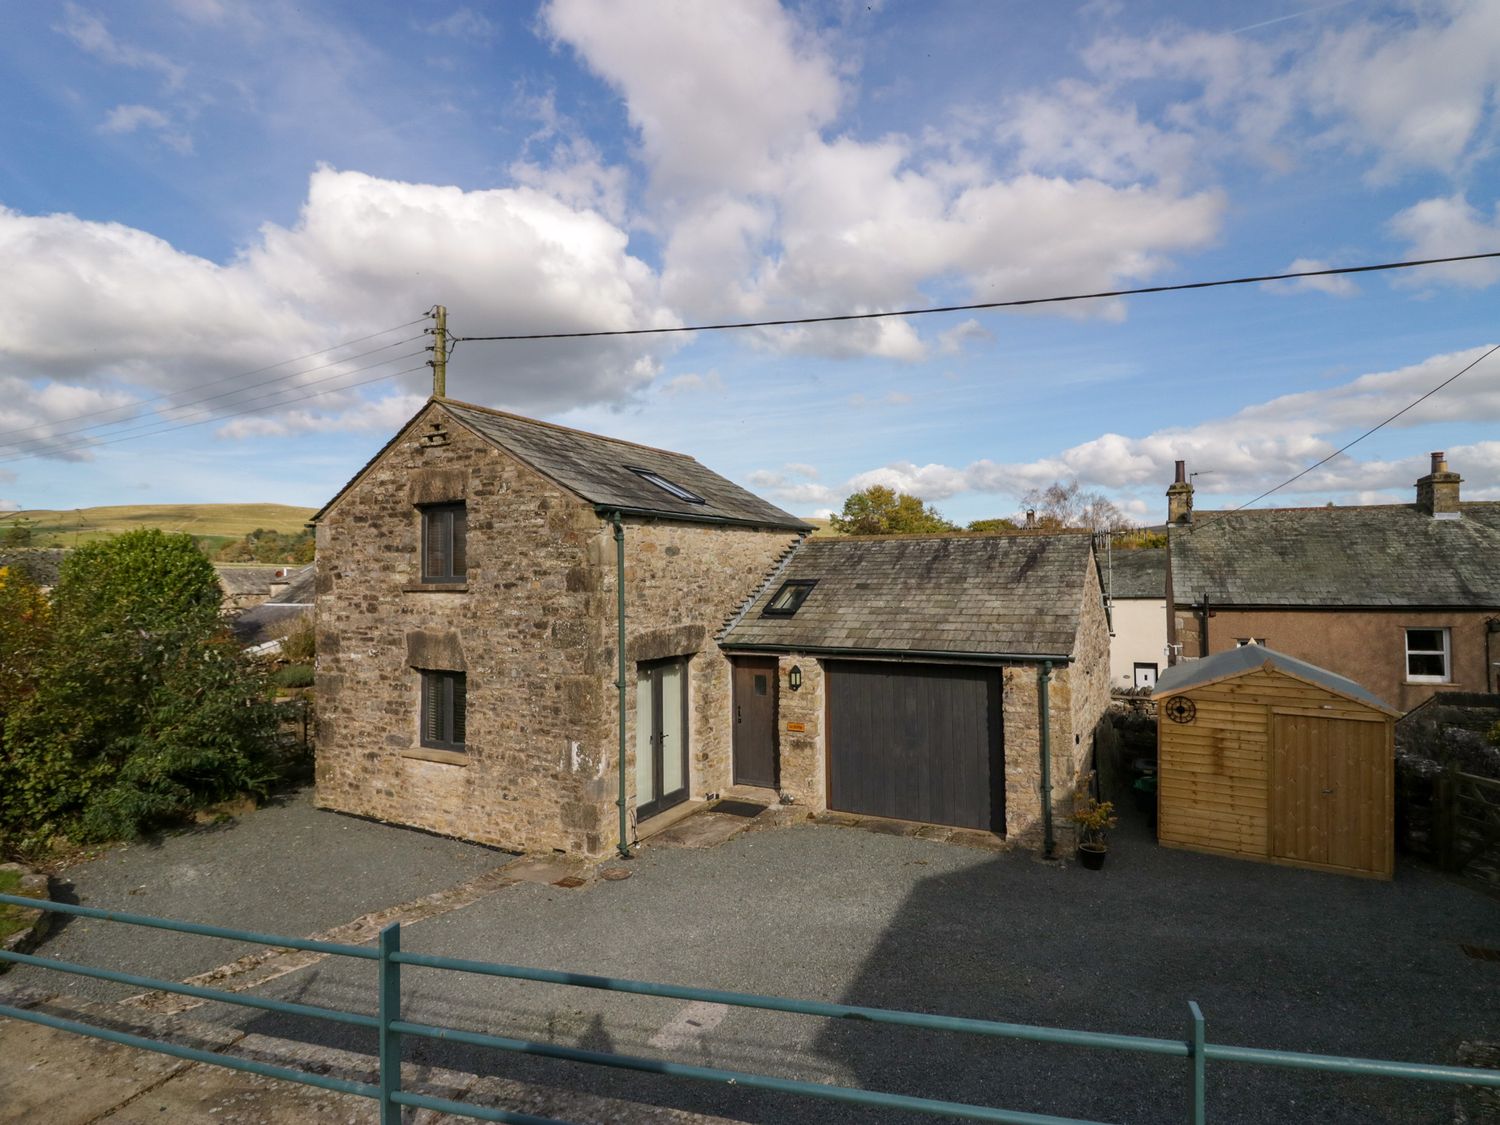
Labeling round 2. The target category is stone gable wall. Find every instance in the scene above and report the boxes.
[315,404,614,855]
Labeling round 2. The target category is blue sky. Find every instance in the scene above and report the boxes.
[1,0,1498,524]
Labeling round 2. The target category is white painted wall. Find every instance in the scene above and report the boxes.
[1109,597,1168,689]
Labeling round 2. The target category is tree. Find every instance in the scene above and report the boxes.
[966,517,1019,534]
[1,530,278,845]
[2,517,37,547]
[830,486,955,535]
[1019,480,1134,534]
[0,566,49,721]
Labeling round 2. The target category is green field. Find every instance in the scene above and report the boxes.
[1,504,317,550]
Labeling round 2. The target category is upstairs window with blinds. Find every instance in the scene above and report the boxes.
[421,502,467,583]
[421,670,466,751]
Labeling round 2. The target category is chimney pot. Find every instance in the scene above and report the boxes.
[1416,452,1461,517]
[1174,460,1187,484]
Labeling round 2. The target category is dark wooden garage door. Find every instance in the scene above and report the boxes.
[826,661,1003,832]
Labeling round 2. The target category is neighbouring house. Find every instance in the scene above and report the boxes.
[0,549,67,592]
[230,564,315,653]
[1165,453,1500,712]
[312,397,1112,858]
[311,398,810,856]
[215,565,290,613]
[1152,644,1399,879]
[718,532,1111,851]
[1104,546,1166,691]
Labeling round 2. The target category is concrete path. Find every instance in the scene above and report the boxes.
[0,989,735,1124]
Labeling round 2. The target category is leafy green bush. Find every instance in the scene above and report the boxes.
[1,530,279,847]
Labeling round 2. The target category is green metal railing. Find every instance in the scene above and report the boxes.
[1,893,1496,1124]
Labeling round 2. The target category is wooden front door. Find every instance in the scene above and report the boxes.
[635,658,689,820]
[1270,712,1391,875]
[732,658,778,788]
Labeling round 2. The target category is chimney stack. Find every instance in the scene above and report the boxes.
[1025,508,1036,530]
[1416,451,1461,518]
[1167,459,1194,525]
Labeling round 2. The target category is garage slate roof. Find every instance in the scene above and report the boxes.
[1106,547,1164,599]
[1169,503,1500,607]
[315,398,809,531]
[720,532,1095,659]
[1152,643,1398,715]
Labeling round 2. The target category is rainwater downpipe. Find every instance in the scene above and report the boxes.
[1038,660,1054,859]
[612,511,631,859]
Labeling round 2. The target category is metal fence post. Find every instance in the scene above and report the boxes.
[1187,1000,1205,1125]
[379,922,402,1125]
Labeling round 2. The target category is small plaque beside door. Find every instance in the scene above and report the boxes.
[786,722,806,733]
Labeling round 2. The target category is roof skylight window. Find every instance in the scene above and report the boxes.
[762,579,817,617]
[629,466,706,504]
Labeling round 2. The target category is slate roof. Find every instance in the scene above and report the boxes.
[1152,643,1398,715]
[1169,503,1500,608]
[1105,547,1164,599]
[719,532,1096,659]
[215,565,285,597]
[230,564,315,645]
[439,401,808,529]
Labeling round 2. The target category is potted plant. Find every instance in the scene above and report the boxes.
[1071,774,1118,870]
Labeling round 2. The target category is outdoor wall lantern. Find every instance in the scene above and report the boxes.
[788,665,803,691]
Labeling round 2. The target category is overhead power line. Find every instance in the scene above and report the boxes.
[0,335,426,457]
[0,362,433,465]
[0,317,427,444]
[1190,340,1500,532]
[451,252,1500,343]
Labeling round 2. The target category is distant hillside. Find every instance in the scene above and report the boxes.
[1,504,317,553]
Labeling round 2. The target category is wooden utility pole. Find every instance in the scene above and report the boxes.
[429,305,448,398]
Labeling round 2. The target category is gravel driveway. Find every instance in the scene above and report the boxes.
[159,812,1499,1125]
[9,790,1496,1124]
[9,787,512,1002]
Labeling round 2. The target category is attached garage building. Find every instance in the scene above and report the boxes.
[718,533,1112,850]
[1152,645,1400,879]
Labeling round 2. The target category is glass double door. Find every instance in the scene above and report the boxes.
[635,658,688,820]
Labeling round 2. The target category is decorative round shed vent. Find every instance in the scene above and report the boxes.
[1165,696,1197,724]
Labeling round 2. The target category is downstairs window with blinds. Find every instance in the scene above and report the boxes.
[420,670,467,751]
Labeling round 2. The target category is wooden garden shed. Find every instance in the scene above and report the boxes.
[1152,644,1400,879]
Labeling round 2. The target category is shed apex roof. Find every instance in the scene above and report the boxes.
[720,532,1097,659]
[313,397,810,531]
[1151,644,1399,715]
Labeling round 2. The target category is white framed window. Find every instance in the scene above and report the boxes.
[1404,628,1450,683]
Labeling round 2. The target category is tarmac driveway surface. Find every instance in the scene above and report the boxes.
[8,795,1498,1124]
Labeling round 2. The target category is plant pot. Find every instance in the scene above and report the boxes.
[1077,843,1108,870]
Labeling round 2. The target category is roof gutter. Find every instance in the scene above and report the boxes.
[717,642,1072,665]
[595,504,810,533]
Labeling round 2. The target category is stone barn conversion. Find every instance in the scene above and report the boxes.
[1152,644,1399,879]
[312,397,1112,857]
[311,397,808,856]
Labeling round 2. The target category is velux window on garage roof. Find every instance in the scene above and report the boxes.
[762,579,817,617]
[629,466,706,504]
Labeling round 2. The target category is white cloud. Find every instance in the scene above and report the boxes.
[100,104,193,153]
[659,370,724,396]
[57,4,186,88]
[541,0,1227,361]
[216,392,428,439]
[1388,194,1500,288]
[770,343,1500,511]
[425,7,497,40]
[0,168,678,460]
[937,318,993,355]
[1262,258,1358,298]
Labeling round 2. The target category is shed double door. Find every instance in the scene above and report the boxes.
[826,661,1002,832]
[1269,712,1391,876]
